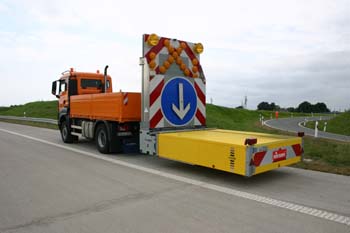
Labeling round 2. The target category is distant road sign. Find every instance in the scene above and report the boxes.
[161,77,197,126]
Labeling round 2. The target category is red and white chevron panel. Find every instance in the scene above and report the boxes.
[194,78,206,126]
[149,75,165,128]
[143,34,206,129]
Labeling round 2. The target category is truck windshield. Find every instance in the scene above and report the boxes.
[81,79,102,89]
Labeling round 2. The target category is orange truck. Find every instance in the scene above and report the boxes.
[51,67,141,153]
[51,34,304,177]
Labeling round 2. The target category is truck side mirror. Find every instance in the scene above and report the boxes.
[51,81,59,98]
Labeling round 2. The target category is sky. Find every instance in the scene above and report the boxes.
[0,0,349,111]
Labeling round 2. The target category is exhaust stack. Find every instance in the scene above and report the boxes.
[104,65,109,93]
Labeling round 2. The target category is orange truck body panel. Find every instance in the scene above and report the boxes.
[70,92,141,122]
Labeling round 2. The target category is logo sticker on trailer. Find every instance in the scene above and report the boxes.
[161,77,197,126]
[272,148,287,162]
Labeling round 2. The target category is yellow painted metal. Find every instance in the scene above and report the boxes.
[158,129,247,175]
[254,156,301,175]
[157,129,302,176]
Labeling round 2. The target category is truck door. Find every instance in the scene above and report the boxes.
[58,78,69,111]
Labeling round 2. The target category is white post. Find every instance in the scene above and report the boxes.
[311,112,314,117]
[320,116,322,121]
[24,112,26,118]
[261,116,264,126]
[304,118,307,126]
[314,121,319,137]
[324,122,327,132]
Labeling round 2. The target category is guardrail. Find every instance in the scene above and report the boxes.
[0,115,57,125]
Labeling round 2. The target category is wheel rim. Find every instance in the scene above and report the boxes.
[98,130,107,148]
[62,125,68,139]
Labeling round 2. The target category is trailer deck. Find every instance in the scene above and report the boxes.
[158,129,302,176]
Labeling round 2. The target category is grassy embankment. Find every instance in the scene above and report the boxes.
[0,101,58,129]
[305,112,350,136]
[0,100,57,119]
[1,101,349,175]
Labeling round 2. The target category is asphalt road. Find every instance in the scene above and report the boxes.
[0,122,349,233]
[265,116,350,142]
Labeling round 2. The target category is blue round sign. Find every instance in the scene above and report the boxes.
[161,77,197,126]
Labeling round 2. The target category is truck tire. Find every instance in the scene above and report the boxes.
[60,120,76,143]
[95,124,110,154]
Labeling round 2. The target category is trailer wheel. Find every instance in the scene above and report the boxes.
[60,120,75,143]
[95,124,110,154]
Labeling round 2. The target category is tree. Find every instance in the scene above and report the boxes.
[257,102,279,111]
[313,102,330,113]
[257,102,271,110]
[297,101,312,113]
[297,101,330,113]
[287,107,295,112]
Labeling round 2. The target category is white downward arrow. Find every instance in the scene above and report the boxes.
[172,83,191,120]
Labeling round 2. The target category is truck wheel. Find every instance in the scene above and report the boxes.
[95,124,110,154]
[60,120,75,143]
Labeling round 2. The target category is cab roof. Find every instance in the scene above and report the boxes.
[60,71,111,80]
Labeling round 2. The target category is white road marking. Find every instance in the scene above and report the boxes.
[1,127,349,226]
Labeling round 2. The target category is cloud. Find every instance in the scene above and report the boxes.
[207,50,350,110]
[0,0,349,111]
[0,2,9,12]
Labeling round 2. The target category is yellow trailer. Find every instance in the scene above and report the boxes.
[158,129,303,177]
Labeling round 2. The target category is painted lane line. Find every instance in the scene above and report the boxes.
[0,127,349,227]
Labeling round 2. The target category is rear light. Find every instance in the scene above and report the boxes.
[298,132,305,137]
[245,138,257,146]
[118,124,130,132]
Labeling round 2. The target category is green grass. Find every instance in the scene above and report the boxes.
[1,101,349,175]
[303,138,350,166]
[294,137,350,175]
[0,106,10,111]
[305,112,350,136]
[206,104,309,132]
[305,121,327,132]
[206,104,265,132]
[0,100,57,119]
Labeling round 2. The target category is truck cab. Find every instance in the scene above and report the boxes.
[51,68,112,116]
